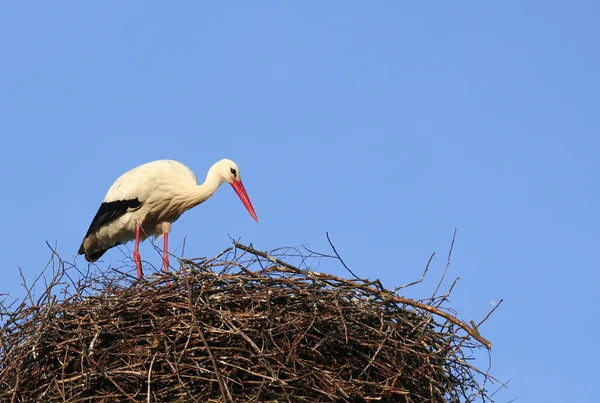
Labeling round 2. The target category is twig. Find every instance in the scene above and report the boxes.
[434,276,461,306]
[478,299,504,328]
[431,229,457,300]
[326,232,360,280]
[394,252,435,292]
[147,354,156,403]
[233,243,298,272]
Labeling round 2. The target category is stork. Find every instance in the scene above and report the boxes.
[78,159,258,279]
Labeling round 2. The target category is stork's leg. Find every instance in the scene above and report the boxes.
[162,231,170,272]
[134,223,143,279]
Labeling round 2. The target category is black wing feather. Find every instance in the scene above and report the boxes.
[82,198,141,239]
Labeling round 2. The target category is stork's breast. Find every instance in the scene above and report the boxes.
[144,193,183,224]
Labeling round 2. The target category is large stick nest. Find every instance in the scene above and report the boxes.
[0,241,500,402]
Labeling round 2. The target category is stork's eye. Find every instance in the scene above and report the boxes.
[230,167,237,177]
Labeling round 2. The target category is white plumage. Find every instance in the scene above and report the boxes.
[78,159,258,278]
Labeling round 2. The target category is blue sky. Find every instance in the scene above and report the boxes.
[1,2,598,401]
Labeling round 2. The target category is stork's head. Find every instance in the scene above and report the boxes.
[214,159,259,223]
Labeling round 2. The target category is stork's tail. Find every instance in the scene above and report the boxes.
[78,241,108,262]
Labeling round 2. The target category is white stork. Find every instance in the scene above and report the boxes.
[78,159,258,279]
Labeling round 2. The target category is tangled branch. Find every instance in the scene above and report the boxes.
[0,241,502,402]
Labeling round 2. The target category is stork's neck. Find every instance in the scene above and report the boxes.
[182,164,225,210]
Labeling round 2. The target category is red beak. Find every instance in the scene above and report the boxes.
[231,180,259,222]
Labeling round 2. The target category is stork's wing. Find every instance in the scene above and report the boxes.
[82,198,142,239]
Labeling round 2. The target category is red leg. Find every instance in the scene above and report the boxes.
[163,231,170,272]
[134,224,143,279]
[163,232,171,285]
